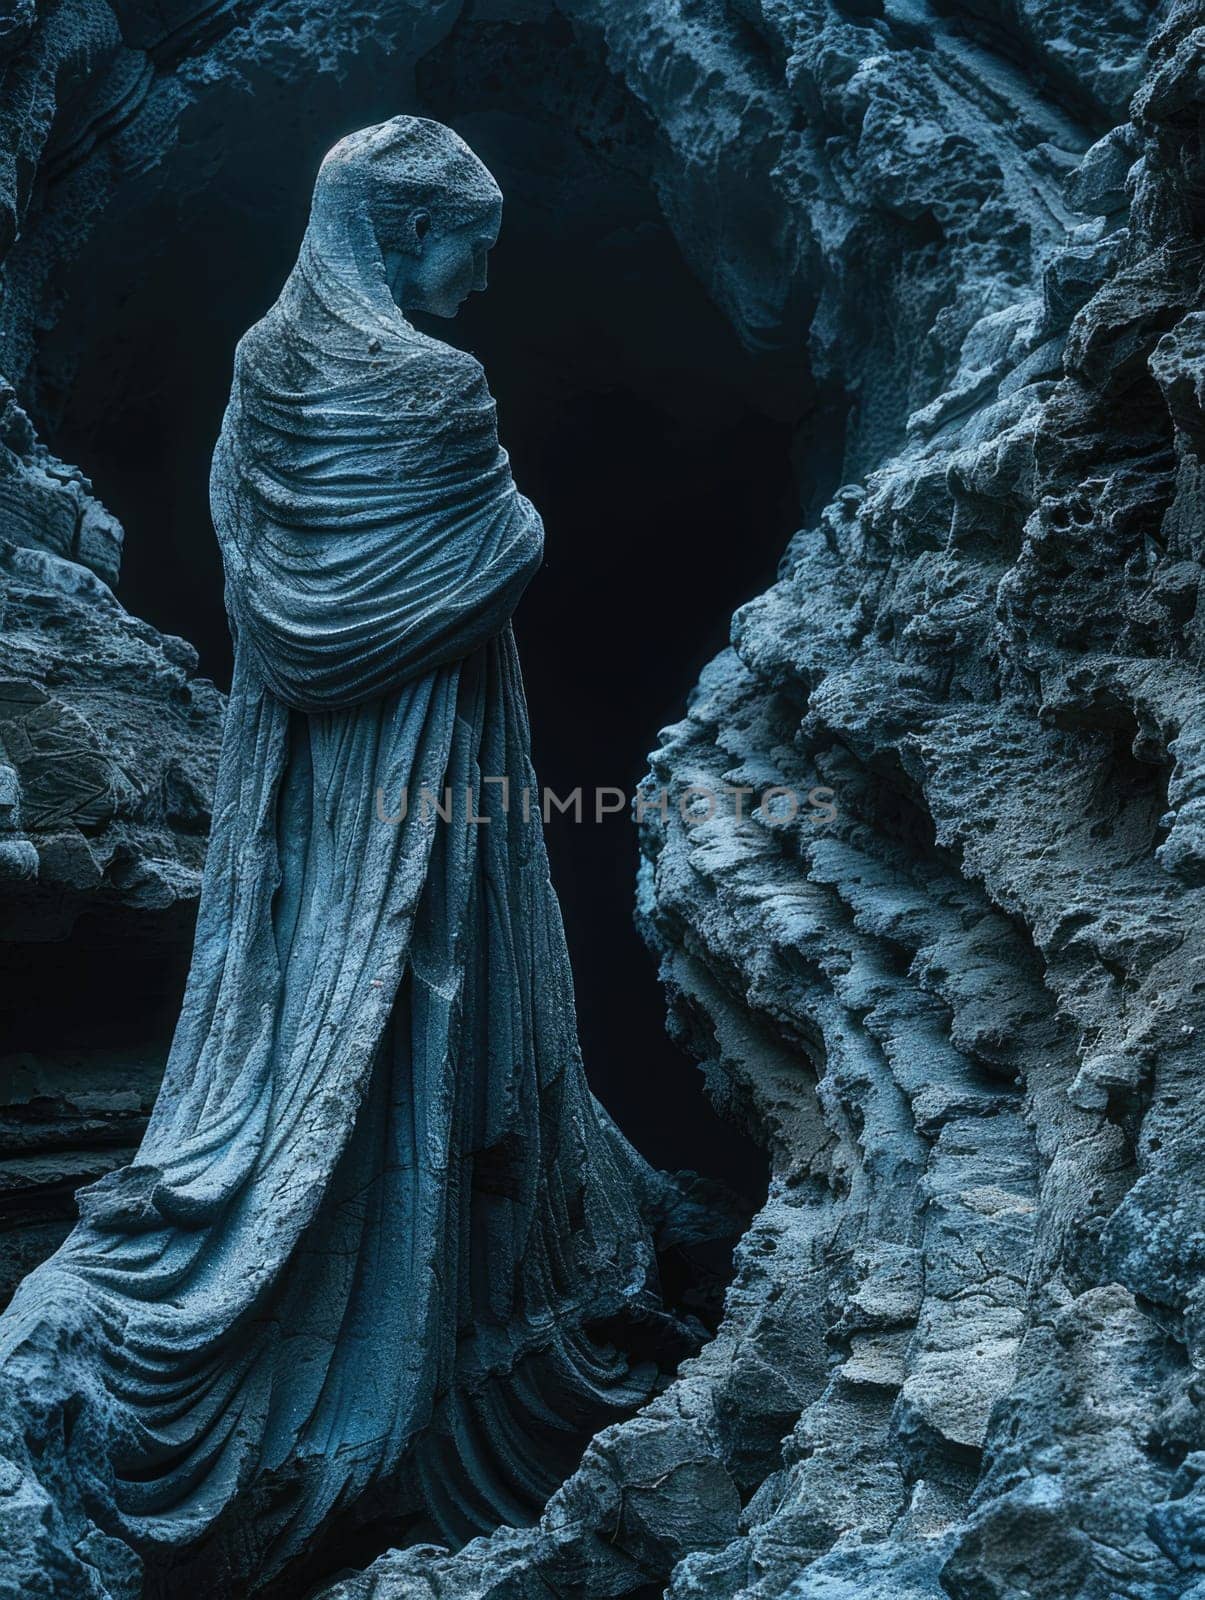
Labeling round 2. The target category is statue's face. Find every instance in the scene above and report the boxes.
[384,199,502,319]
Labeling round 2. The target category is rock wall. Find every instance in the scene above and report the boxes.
[0,394,220,1302]
[2,0,1204,1595]
[635,7,1205,1585]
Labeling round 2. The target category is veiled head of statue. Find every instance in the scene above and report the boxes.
[314,117,503,319]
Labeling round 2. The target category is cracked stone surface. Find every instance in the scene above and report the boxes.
[2,0,1204,1595]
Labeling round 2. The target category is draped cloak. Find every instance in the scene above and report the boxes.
[0,171,662,1599]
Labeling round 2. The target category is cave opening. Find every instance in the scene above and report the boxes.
[30,16,811,1200]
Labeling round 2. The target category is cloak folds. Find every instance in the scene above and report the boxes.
[0,126,663,1599]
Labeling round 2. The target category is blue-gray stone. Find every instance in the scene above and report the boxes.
[0,0,1203,1598]
[0,118,666,1598]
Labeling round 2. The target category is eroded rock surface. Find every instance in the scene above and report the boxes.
[1,0,1203,1595]
[0,381,219,1305]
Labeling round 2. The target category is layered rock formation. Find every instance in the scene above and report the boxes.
[2,0,1204,1595]
[0,385,220,1304]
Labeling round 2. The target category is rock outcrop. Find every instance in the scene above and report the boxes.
[2,0,1204,1595]
[0,380,220,1305]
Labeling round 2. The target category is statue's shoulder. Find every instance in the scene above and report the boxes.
[401,325,486,383]
[396,327,493,415]
[223,307,495,427]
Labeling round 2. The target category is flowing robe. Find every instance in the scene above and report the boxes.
[0,212,660,1599]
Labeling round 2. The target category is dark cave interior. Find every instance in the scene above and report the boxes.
[28,17,816,1199]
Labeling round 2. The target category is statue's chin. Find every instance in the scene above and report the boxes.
[397,290,460,319]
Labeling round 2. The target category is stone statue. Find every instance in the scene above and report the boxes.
[0,118,669,1599]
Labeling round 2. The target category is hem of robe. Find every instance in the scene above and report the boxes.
[0,639,681,1600]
